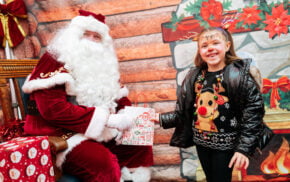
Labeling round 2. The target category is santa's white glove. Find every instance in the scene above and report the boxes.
[107,113,136,130]
[114,131,123,145]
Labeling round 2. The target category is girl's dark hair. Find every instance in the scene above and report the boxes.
[194,27,241,70]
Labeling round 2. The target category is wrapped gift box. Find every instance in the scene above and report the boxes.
[0,136,55,182]
[120,106,155,145]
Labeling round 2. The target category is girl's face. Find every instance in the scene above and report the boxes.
[198,30,231,71]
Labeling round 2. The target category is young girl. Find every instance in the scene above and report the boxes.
[154,27,265,182]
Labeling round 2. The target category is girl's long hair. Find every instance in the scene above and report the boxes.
[194,27,241,70]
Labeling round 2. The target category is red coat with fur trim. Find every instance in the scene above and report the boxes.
[23,52,131,138]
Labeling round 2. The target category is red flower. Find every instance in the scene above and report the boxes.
[263,4,290,38]
[200,0,223,27]
[240,5,262,25]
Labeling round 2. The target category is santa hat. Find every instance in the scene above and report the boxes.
[69,10,109,37]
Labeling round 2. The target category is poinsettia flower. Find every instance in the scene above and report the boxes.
[200,0,223,27]
[240,5,262,25]
[263,4,290,38]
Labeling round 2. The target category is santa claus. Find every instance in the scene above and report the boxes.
[22,10,153,182]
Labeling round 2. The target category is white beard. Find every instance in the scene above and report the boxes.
[48,27,121,110]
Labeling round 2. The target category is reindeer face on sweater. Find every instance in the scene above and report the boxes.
[194,82,229,132]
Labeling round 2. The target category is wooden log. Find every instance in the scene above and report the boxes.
[126,80,177,103]
[27,13,38,35]
[32,0,180,23]
[120,57,176,83]
[13,36,41,59]
[153,144,180,165]
[154,126,174,144]
[121,68,176,83]
[36,30,171,61]
[36,22,68,47]
[109,6,176,39]
[128,88,177,103]
[151,101,176,113]
[24,0,35,8]
[33,6,175,44]
[151,165,186,182]
[115,33,171,61]
[134,101,176,113]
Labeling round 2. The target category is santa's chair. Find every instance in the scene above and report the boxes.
[0,59,80,182]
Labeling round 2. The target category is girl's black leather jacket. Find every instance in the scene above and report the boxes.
[160,59,265,157]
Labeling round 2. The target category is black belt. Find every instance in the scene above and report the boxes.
[26,100,40,115]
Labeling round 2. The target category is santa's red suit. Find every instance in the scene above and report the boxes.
[22,10,153,182]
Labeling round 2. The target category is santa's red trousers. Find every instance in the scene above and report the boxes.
[62,140,153,182]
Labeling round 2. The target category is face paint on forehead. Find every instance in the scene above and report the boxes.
[200,31,225,41]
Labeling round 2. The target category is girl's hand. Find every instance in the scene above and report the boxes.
[150,113,160,123]
[228,152,249,170]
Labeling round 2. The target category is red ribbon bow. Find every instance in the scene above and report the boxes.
[0,0,27,48]
[262,76,290,108]
[0,119,25,142]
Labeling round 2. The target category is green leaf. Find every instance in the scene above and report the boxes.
[171,11,178,22]
[283,0,289,9]
[199,20,210,28]
[164,23,175,30]
[237,8,243,13]
[249,23,258,30]
[195,15,204,21]
[222,0,232,10]
[259,23,266,29]
[164,23,172,28]
[259,12,266,21]
[236,21,244,29]
[278,91,290,110]
[268,2,276,14]
[249,1,255,7]
[196,0,206,6]
[259,2,271,14]
[185,2,200,15]
[166,12,186,32]
[255,20,264,27]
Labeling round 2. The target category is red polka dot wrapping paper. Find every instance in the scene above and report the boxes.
[0,136,55,182]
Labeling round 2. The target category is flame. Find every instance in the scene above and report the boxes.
[260,137,290,174]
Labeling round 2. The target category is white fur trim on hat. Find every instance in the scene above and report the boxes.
[22,73,75,94]
[70,15,109,38]
[84,106,110,140]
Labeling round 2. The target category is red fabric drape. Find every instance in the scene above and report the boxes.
[0,0,27,48]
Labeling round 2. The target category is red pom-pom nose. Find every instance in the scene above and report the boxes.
[198,106,207,116]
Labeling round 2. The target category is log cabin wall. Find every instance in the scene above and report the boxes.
[0,0,188,181]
